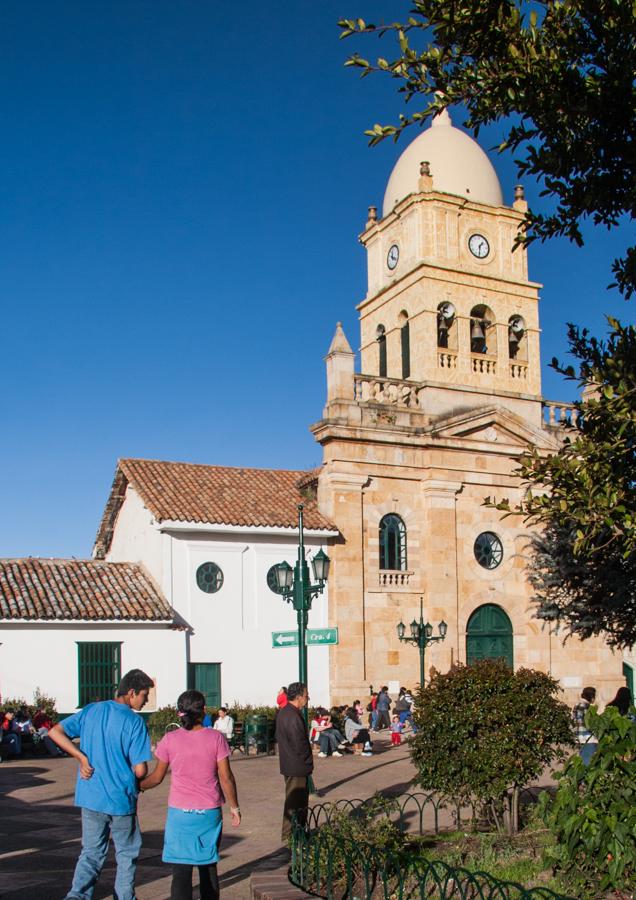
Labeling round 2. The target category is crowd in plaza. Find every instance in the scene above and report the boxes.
[1,674,634,899]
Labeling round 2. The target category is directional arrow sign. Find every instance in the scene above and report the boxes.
[306,628,339,645]
[272,630,299,648]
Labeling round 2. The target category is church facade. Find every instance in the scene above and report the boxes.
[312,110,626,706]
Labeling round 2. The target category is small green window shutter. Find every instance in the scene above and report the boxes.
[77,642,122,707]
[401,323,410,379]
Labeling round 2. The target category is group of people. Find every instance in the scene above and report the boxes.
[309,704,374,756]
[573,684,635,765]
[368,685,416,742]
[1,705,65,759]
[45,669,240,900]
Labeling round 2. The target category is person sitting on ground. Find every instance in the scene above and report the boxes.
[31,707,65,757]
[390,715,403,747]
[1,710,22,758]
[344,707,373,757]
[213,706,234,739]
[310,708,346,757]
[606,686,635,718]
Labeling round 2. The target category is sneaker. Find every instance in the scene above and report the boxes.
[364,742,372,750]
[318,752,327,758]
[332,751,343,757]
[361,751,373,757]
[337,743,347,749]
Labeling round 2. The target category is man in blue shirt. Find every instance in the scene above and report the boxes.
[49,669,154,900]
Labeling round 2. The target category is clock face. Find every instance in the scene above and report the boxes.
[468,233,490,259]
[387,244,400,270]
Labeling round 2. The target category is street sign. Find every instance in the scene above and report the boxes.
[272,630,299,648]
[306,627,339,645]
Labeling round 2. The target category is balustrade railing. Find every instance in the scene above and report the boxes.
[471,354,497,374]
[510,362,528,379]
[353,374,419,408]
[378,570,412,588]
[438,350,458,369]
[542,400,579,428]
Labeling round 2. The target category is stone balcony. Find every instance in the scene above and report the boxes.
[542,399,579,428]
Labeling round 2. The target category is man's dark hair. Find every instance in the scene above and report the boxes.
[286,681,306,702]
[116,669,154,697]
[381,685,388,692]
[581,686,596,702]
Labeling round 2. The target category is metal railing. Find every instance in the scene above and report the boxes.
[290,793,573,900]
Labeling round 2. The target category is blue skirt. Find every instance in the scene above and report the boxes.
[162,806,223,866]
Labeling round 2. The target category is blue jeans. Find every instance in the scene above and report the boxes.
[66,808,142,900]
[579,742,598,766]
[2,732,21,756]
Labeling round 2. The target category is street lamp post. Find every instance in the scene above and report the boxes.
[397,596,447,689]
[274,504,330,726]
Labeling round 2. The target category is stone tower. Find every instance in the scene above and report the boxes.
[312,111,621,706]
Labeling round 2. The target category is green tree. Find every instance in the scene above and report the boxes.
[339,0,636,297]
[501,318,636,647]
[410,660,574,835]
[539,705,636,894]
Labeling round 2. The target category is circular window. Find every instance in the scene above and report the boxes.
[266,564,284,595]
[196,562,224,594]
[474,532,503,570]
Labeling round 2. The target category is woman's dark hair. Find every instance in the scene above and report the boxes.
[218,706,228,714]
[345,706,358,721]
[177,690,206,730]
[607,686,632,716]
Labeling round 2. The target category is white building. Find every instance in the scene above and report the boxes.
[0,460,337,714]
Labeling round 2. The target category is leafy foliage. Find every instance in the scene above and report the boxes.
[339,0,636,297]
[498,318,636,646]
[539,705,636,894]
[410,661,574,833]
[146,704,179,743]
[1,687,58,719]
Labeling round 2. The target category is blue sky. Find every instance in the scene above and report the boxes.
[1,1,632,558]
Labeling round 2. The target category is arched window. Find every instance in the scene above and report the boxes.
[376,325,387,377]
[399,312,410,379]
[466,604,513,668]
[470,304,496,355]
[379,514,407,570]
[437,302,456,350]
[508,315,527,360]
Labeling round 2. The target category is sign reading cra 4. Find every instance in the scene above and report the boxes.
[306,628,339,645]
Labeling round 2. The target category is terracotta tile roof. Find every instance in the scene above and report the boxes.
[94,459,336,558]
[0,558,173,622]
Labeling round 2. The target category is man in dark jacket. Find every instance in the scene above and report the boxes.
[275,681,313,840]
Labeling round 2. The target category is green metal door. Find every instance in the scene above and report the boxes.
[466,604,513,668]
[624,662,634,697]
[188,663,221,708]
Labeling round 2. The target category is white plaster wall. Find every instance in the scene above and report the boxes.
[168,531,332,707]
[0,624,184,714]
[107,487,164,589]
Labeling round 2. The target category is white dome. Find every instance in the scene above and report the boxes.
[382,109,504,217]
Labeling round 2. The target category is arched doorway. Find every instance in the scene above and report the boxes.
[466,604,513,668]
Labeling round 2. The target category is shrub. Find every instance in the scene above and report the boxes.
[147,705,179,743]
[1,688,58,719]
[410,660,574,834]
[539,704,636,894]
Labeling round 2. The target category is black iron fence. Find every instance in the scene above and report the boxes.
[290,793,573,900]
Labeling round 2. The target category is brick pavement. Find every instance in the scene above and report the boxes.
[0,734,420,900]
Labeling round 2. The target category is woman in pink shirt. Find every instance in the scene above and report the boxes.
[141,691,241,899]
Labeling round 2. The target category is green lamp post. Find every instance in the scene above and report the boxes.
[274,504,330,726]
[397,596,447,689]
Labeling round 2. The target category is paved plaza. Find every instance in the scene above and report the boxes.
[0,735,421,899]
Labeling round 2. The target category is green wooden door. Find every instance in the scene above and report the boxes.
[624,662,634,697]
[466,604,513,668]
[188,663,221,708]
